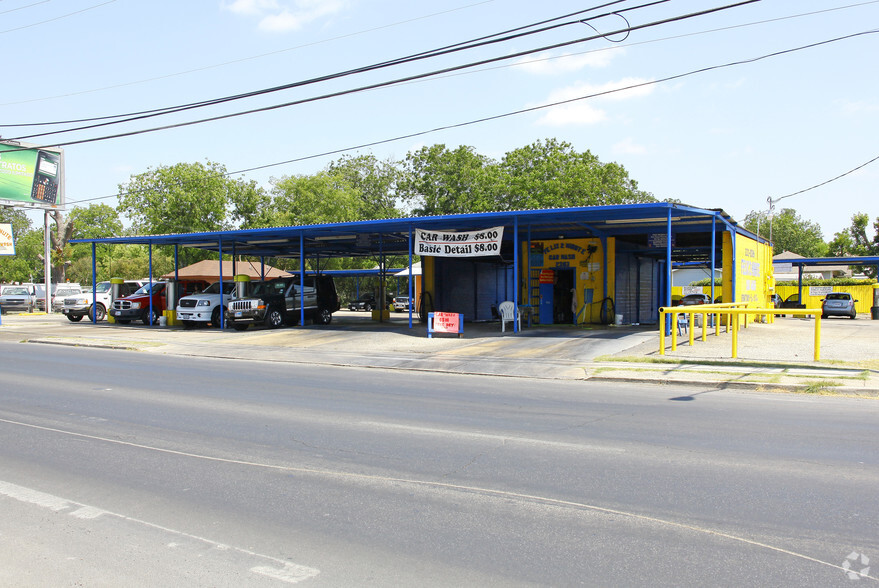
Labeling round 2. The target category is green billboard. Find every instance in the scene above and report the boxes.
[0,141,64,208]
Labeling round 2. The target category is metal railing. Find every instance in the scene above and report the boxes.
[659,304,823,361]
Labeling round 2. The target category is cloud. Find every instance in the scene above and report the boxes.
[514,47,624,75]
[612,138,647,155]
[222,0,347,32]
[534,77,654,126]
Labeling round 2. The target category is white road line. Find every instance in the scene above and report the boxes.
[359,421,626,452]
[0,479,319,584]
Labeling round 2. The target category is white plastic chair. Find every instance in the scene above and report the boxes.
[498,301,520,333]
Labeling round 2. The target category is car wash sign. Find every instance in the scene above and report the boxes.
[0,223,14,255]
[415,226,503,257]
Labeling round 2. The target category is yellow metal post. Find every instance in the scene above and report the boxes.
[701,312,707,342]
[731,313,738,358]
[688,312,695,347]
[659,311,666,355]
[814,314,821,361]
[671,311,678,351]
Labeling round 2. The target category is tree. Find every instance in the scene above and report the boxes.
[118,161,268,265]
[496,139,654,210]
[269,172,363,227]
[828,212,879,277]
[743,208,827,257]
[397,145,496,216]
[325,154,402,220]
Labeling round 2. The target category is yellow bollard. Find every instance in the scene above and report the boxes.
[688,312,695,347]
[814,314,821,361]
[731,313,738,358]
[659,311,666,355]
[671,311,678,351]
[701,312,707,342]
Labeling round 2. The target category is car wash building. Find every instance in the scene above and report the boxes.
[71,202,774,331]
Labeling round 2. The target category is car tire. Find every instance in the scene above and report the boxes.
[90,304,106,321]
[211,306,222,328]
[851,312,857,319]
[316,307,333,325]
[821,313,828,319]
[264,306,284,328]
[142,308,159,326]
[67,314,83,322]
[364,303,373,312]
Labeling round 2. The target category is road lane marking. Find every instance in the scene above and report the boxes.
[359,421,626,452]
[1,416,875,582]
[0,478,320,584]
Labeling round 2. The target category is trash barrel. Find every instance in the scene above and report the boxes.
[871,306,879,320]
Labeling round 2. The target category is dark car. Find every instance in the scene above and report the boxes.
[821,292,857,319]
[348,295,377,311]
[678,293,710,306]
[779,294,805,309]
[225,275,340,330]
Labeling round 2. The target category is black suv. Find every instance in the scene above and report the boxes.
[224,275,339,330]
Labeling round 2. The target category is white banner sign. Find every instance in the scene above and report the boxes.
[415,226,504,257]
[0,223,14,255]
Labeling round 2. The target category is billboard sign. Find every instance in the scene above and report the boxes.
[415,226,504,257]
[0,141,64,209]
[0,223,14,255]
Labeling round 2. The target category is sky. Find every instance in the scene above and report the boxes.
[3,0,878,241]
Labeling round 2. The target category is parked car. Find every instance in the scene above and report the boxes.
[225,275,339,331]
[0,284,37,313]
[50,284,83,313]
[821,292,857,319]
[779,293,805,309]
[348,294,378,311]
[111,282,169,325]
[678,293,711,306]
[176,281,237,328]
[62,280,146,322]
[392,296,410,312]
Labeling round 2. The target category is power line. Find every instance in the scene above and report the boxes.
[4,1,758,149]
[4,0,643,136]
[65,27,877,207]
[0,0,116,34]
[768,154,879,207]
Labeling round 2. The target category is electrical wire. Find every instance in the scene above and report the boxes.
[4,0,645,134]
[4,1,758,147]
[0,0,116,34]
[62,27,878,207]
[0,0,499,108]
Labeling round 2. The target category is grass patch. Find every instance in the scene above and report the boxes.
[800,379,843,394]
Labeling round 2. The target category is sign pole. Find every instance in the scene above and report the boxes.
[43,210,52,313]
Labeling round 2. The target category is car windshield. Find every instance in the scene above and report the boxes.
[133,283,165,295]
[785,295,799,302]
[202,282,236,295]
[92,282,112,293]
[825,293,850,300]
[2,287,29,295]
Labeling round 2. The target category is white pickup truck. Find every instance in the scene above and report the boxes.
[62,280,145,322]
[176,281,236,328]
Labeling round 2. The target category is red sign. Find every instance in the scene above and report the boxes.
[433,312,460,333]
[539,269,555,284]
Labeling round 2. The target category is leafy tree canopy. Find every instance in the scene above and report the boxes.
[743,207,827,257]
[828,212,879,277]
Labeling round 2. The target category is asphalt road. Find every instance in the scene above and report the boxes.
[1,342,877,586]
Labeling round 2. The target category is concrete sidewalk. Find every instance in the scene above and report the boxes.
[1,311,877,396]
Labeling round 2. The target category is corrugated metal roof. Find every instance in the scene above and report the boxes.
[71,202,754,260]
